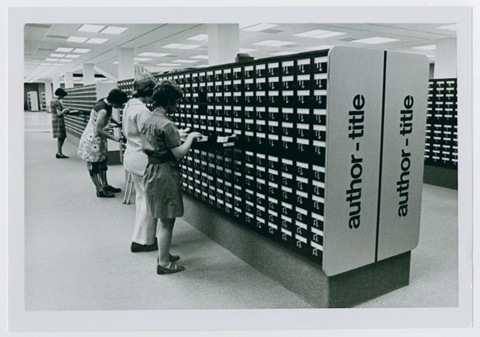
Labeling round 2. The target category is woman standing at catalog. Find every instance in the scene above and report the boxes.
[49,88,69,159]
[141,80,202,275]
[122,73,159,252]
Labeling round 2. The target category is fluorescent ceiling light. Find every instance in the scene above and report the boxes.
[40,63,52,66]
[112,61,118,64]
[52,63,64,66]
[56,47,74,52]
[59,59,73,63]
[242,23,278,32]
[437,24,457,31]
[87,38,109,44]
[172,59,200,63]
[163,43,186,49]
[412,45,436,51]
[178,44,201,50]
[45,58,59,62]
[190,55,209,59]
[65,54,81,58]
[305,45,333,51]
[270,51,297,56]
[188,34,208,41]
[253,40,295,47]
[138,52,158,57]
[156,63,177,66]
[73,48,91,53]
[152,53,170,57]
[67,36,89,43]
[101,26,129,34]
[295,30,331,37]
[134,58,152,62]
[50,53,65,57]
[78,24,105,33]
[351,37,399,44]
[310,32,346,39]
[239,48,257,53]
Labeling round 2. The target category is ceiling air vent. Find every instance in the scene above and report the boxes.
[25,24,52,29]
[46,35,68,39]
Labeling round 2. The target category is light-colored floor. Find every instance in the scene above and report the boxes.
[23,111,458,310]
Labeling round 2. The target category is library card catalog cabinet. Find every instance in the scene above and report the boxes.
[118,46,429,277]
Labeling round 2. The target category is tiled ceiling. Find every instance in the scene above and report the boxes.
[24,23,456,83]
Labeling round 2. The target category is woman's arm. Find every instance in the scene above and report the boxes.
[95,109,121,141]
[170,132,202,160]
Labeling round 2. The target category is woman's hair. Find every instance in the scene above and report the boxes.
[54,88,68,97]
[132,73,157,98]
[107,88,129,106]
[151,80,184,108]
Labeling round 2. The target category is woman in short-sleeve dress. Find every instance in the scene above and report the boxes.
[77,88,128,198]
[50,88,69,158]
[140,80,201,275]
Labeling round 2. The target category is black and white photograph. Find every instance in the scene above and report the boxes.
[3,2,476,336]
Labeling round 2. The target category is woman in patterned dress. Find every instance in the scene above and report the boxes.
[49,88,69,159]
[77,88,128,198]
[140,80,202,274]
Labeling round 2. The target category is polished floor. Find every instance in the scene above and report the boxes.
[23,111,458,310]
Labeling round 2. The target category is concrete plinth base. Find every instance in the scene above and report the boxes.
[183,194,411,308]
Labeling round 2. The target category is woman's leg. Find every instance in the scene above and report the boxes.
[157,218,176,266]
[88,162,104,192]
[131,173,157,246]
[57,137,65,155]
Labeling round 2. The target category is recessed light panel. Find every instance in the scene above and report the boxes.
[412,45,436,51]
[172,60,199,64]
[253,40,295,47]
[134,58,153,62]
[163,43,185,49]
[40,63,52,66]
[188,34,208,41]
[73,48,90,53]
[59,59,73,63]
[45,58,59,62]
[87,38,109,44]
[153,53,170,57]
[178,45,201,50]
[156,63,177,66]
[295,30,331,37]
[190,55,209,59]
[351,37,399,44]
[138,52,158,57]
[65,54,81,59]
[310,32,346,39]
[56,47,74,52]
[50,53,65,58]
[102,26,129,34]
[78,24,105,33]
[239,48,258,53]
[67,36,89,43]
[242,23,278,32]
[437,24,457,31]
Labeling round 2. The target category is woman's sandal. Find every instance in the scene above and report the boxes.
[169,254,180,262]
[96,190,115,198]
[157,261,185,275]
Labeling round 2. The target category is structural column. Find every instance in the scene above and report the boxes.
[434,38,457,79]
[207,24,240,66]
[44,80,53,111]
[83,63,95,85]
[117,48,135,80]
[52,77,61,92]
[64,72,74,89]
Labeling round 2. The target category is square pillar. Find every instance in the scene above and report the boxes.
[118,48,135,80]
[83,63,95,85]
[434,38,457,79]
[44,80,53,112]
[207,24,240,66]
[64,72,74,89]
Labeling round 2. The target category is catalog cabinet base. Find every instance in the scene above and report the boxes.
[183,194,410,308]
[423,164,457,190]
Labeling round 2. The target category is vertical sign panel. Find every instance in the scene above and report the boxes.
[377,52,428,261]
[323,47,384,276]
